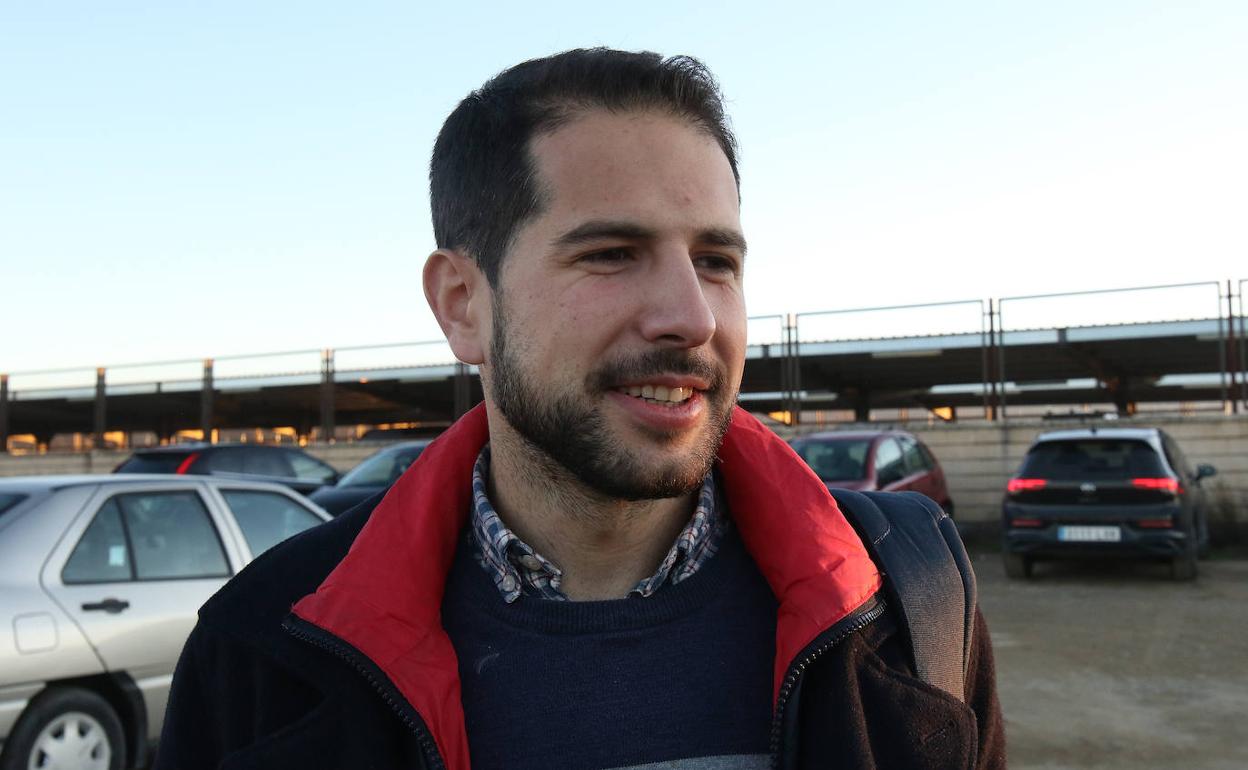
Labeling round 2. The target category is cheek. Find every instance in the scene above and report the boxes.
[507,285,630,368]
[550,281,635,335]
[711,289,748,354]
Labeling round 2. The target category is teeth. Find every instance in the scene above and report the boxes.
[618,385,694,404]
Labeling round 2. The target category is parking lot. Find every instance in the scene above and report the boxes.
[977,550,1248,770]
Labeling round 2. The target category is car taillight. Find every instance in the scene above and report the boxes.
[1131,477,1182,494]
[1136,518,1174,529]
[175,452,201,475]
[1010,518,1045,528]
[1007,478,1047,494]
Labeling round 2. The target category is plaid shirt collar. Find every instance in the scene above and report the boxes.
[469,445,725,603]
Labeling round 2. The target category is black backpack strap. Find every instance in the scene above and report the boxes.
[828,489,977,702]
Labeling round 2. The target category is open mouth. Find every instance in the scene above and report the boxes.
[616,384,695,406]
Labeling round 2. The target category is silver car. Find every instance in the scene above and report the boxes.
[0,475,332,770]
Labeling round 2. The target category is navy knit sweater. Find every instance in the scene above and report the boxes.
[440,525,779,770]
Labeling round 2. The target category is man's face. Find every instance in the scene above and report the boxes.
[482,109,747,501]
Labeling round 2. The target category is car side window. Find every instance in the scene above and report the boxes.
[1161,435,1191,479]
[121,491,232,576]
[287,452,338,483]
[63,491,229,583]
[875,438,905,486]
[63,499,132,584]
[919,442,939,470]
[244,448,295,478]
[220,490,324,556]
[899,436,931,474]
[122,491,230,580]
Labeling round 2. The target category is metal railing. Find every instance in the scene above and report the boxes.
[791,299,987,422]
[995,281,1229,420]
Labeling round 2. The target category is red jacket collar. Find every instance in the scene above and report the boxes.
[293,404,881,770]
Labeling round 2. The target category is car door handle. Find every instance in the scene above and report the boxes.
[81,598,130,614]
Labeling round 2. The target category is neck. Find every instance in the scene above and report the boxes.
[486,426,697,602]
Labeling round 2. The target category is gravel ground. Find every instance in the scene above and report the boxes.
[974,551,1248,770]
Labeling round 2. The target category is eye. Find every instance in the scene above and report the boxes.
[582,247,631,262]
[695,254,740,278]
[578,247,634,269]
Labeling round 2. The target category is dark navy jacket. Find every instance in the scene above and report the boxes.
[155,406,1006,770]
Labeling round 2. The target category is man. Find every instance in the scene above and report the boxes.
[157,49,1004,769]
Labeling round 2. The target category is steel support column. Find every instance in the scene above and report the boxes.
[1239,280,1248,410]
[320,349,336,442]
[1218,282,1229,411]
[200,359,214,442]
[996,302,1008,423]
[983,299,999,421]
[94,368,107,448]
[780,314,801,425]
[851,389,871,423]
[1226,280,1240,414]
[0,374,9,453]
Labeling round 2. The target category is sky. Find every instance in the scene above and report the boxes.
[2,1,1246,381]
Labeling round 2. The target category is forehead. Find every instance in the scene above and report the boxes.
[524,109,740,235]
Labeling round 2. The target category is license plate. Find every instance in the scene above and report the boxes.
[1058,525,1121,542]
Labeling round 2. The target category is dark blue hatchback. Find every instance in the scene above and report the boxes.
[1002,427,1216,580]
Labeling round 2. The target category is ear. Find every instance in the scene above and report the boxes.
[423,248,490,365]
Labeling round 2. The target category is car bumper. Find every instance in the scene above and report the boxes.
[1002,503,1190,559]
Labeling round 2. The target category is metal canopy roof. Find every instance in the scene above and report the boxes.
[2,316,1244,442]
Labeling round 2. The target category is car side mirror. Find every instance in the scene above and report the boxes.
[1195,464,1217,482]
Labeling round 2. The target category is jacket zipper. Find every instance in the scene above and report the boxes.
[282,616,447,770]
[768,598,887,770]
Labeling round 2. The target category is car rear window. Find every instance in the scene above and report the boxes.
[0,492,28,517]
[1019,439,1168,480]
[221,490,324,556]
[791,438,871,481]
[115,452,193,474]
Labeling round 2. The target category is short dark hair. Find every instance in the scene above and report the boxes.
[429,48,739,287]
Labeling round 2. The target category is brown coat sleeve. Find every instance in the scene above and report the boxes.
[966,606,1007,769]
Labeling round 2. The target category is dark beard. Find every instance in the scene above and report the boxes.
[488,299,734,501]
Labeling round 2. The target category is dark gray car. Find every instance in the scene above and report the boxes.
[1001,427,1216,580]
[309,440,430,516]
[114,444,340,496]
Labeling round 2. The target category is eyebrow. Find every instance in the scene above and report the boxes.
[552,219,748,256]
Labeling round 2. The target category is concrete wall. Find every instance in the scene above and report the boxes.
[3,414,1244,538]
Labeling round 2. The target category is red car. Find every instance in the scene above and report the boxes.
[789,430,955,516]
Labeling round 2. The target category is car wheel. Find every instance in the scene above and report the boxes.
[0,687,125,770]
[1003,553,1032,579]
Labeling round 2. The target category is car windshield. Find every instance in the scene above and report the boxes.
[1020,439,1168,480]
[338,446,426,487]
[115,452,192,474]
[0,492,28,518]
[791,438,871,481]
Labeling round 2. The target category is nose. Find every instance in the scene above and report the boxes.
[636,250,717,348]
